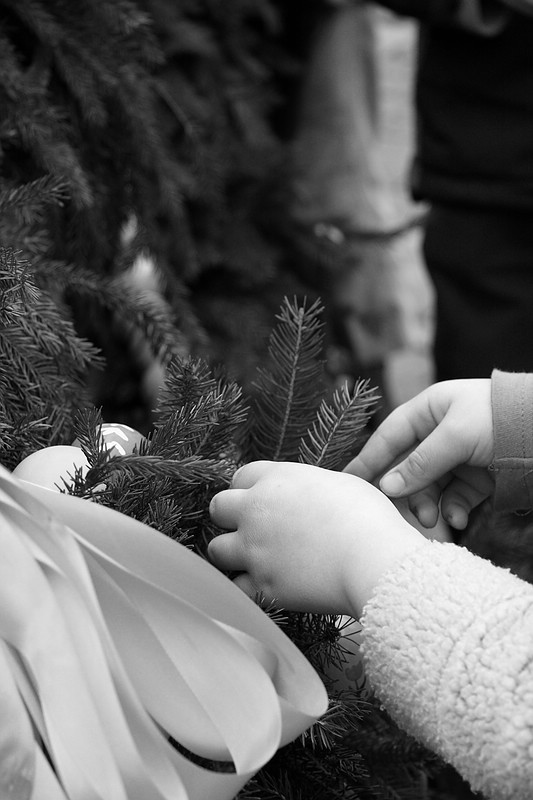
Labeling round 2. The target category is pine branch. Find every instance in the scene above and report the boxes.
[304,695,366,752]
[248,296,325,462]
[84,453,233,490]
[0,28,26,95]
[106,276,183,366]
[155,356,220,421]
[53,47,109,127]
[151,383,247,461]
[6,80,92,208]
[299,379,380,471]
[0,247,99,465]
[72,406,109,465]
[4,0,63,47]
[0,253,97,391]
[0,249,41,316]
[0,176,68,221]
[18,296,98,377]
[36,260,182,366]
[86,0,158,51]
[0,328,50,403]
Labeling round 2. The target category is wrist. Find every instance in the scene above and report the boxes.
[343,523,427,618]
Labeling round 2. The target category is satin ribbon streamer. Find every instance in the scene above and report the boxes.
[0,466,327,800]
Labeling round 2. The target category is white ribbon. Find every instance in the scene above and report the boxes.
[0,467,327,800]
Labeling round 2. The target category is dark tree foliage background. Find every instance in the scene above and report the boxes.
[0,0,348,432]
[0,1,453,798]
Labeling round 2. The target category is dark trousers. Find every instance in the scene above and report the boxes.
[424,205,533,381]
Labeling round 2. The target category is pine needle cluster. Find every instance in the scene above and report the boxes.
[0,246,99,468]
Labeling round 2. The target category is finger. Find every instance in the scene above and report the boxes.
[344,392,436,481]
[394,493,439,530]
[440,499,469,531]
[207,532,247,572]
[407,483,443,529]
[440,469,494,530]
[231,460,274,489]
[209,488,248,529]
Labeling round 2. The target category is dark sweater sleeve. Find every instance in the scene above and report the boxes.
[491,369,533,511]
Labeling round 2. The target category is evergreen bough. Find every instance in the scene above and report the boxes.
[0,246,99,468]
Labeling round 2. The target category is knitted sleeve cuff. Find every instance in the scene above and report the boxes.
[360,540,533,799]
[491,369,533,512]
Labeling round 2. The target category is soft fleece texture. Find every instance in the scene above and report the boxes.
[361,540,533,799]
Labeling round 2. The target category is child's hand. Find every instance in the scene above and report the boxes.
[344,379,495,530]
[208,461,423,617]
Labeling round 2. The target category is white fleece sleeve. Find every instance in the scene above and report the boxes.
[361,540,533,800]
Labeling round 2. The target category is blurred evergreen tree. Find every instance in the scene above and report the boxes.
[0,0,187,429]
[0,2,450,798]
[138,0,344,387]
[0,0,344,430]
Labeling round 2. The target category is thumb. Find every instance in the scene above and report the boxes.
[378,427,463,498]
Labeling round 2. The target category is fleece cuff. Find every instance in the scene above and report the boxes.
[361,540,533,799]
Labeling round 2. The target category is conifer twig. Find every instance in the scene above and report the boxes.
[248,297,325,462]
[299,379,380,471]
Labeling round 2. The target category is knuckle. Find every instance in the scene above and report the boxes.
[405,447,432,478]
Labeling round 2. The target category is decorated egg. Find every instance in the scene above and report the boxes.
[12,445,91,491]
[73,422,145,458]
[99,422,145,456]
[325,616,372,699]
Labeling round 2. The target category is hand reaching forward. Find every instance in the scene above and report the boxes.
[208,461,423,618]
[344,379,495,530]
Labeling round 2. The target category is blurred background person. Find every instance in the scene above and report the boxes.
[373,0,533,380]
[287,1,432,420]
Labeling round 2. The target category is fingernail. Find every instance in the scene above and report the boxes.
[380,471,405,496]
[444,505,467,530]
